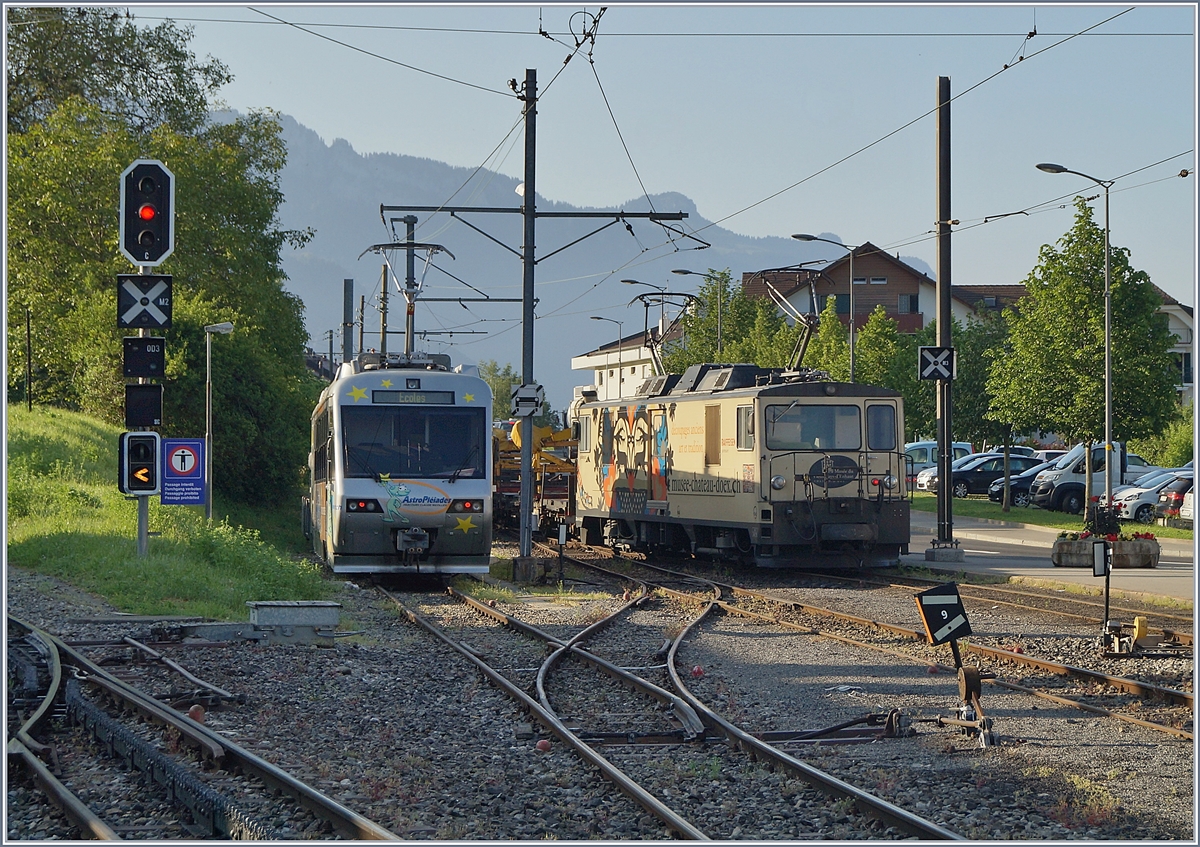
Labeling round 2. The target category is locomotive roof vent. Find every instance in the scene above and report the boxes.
[693,363,765,393]
[354,351,452,373]
[635,374,680,397]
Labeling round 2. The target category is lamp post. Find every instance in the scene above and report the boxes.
[1036,163,1114,518]
[793,234,861,382]
[204,321,235,520]
[671,269,722,354]
[590,316,623,400]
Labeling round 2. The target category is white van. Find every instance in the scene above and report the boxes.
[904,441,973,481]
[1029,442,1162,514]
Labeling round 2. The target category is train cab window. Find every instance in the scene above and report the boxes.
[765,404,861,451]
[341,405,487,480]
[736,405,754,450]
[601,411,613,464]
[866,404,897,451]
[578,416,592,452]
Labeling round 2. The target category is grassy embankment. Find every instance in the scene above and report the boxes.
[6,405,328,621]
[909,492,1194,541]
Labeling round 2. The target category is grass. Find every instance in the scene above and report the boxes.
[7,405,329,621]
[909,492,1194,540]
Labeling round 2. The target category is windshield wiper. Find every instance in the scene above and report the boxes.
[447,444,480,484]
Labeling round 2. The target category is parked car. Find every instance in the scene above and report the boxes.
[1178,490,1193,528]
[915,452,992,492]
[987,460,1056,507]
[1108,471,1190,524]
[1033,449,1068,463]
[929,454,1043,498]
[1029,442,1163,514]
[904,441,973,482]
[1155,474,1194,520]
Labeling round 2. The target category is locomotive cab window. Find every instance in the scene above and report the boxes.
[866,404,897,451]
[736,405,754,450]
[341,405,487,480]
[765,404,861,451]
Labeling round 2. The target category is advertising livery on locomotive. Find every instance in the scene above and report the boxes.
[573,363,910,567]
[302,351,493,574]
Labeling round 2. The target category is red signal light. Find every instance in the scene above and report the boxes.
[139,204,157,221]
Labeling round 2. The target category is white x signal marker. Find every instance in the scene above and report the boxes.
[121,278,170,325]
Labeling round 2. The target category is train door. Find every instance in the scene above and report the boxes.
[312,406,334,560]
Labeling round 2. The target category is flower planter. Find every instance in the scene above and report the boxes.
[1050,539,1160,569]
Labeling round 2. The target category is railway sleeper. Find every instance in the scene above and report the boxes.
[64,680,277,840]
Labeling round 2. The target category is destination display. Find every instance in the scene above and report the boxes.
[372,390,455,405]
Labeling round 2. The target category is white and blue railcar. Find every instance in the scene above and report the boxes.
[303,352,492,574]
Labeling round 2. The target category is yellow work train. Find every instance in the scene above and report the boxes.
[573,363,910,568]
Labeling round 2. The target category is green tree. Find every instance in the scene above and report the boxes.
[6,6,231,135]
[955,311,1011,450]
[1130,403,1194,469]
[721,297,802,369]
[987,197,1177,445]
[807,296,849,381]
[661,269,757,372]
[852,305,900,388]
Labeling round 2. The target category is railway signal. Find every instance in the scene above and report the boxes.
[119,159,174,266]
[123,337,165,378]
[119,432,161,495]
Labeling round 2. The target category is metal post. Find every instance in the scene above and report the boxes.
[848,247,856,382]
[936,76,954,545]
[379,265,388,355]
[205,329,213,521]
[405,215,418,354]
[25,306,32,411]
[358,295,365,354]
[343,279,354,364]
[1103,182,1112,519]
[519,68,538,559]
[137,495,149,557]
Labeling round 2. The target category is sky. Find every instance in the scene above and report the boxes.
[130,2,1196,360]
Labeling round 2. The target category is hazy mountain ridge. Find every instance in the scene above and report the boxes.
[273,114,934,407]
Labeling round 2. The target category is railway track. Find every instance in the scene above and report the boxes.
[378,582,960,840]
[536,543,1193,740]
[7,615,399,840]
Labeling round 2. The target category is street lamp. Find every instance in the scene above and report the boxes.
[1037,163,1114,518]
[793,234,861,382]
[204,321,234,520]
[671,269,722,354]
[590,316,624,400]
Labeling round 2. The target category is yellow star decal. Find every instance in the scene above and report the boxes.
[463,393,474,402]
[454,516,477,533]
[381,379,393,387]
[347,385,368,402]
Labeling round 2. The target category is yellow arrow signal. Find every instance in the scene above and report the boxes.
[133,467,150,483]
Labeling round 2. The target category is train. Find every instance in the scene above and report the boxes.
[301,351,493,575]
[572,363,910,567]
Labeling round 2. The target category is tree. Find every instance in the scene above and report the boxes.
[477,359,557,426]
[987,197,1177,445]
[807,296,849,381]
[6,6,231,135]
[6,5,320,506]
[661,269,757,372]
[721,297,801,369]
[955,311,1011,450]
[852,305,900,388]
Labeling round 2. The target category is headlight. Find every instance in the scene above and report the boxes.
[883,474,897,490]
[771,475,787,490]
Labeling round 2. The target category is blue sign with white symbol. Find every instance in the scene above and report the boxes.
[161,438,205,505]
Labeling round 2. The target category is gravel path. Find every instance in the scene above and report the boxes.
[6,559,1194,840]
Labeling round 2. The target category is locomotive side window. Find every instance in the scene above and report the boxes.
[866,404,897,451]
[578,416,592,452]
[312,408,330,481]
[705,405,721,465]
[341,405,486,479]
[765,404,861,451]
[736,405,754,450]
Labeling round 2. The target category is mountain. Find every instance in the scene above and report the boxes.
[274,115,934,411]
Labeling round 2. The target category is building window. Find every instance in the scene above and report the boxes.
[853,276,866,286]
[835,294,849,315]
[870,276,887,285]
[898,294,919,314]
[1173,352,1193,385]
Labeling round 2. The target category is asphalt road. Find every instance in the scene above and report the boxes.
[906,509,1196,603]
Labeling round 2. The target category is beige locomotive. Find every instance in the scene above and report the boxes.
[574,363,910,567]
